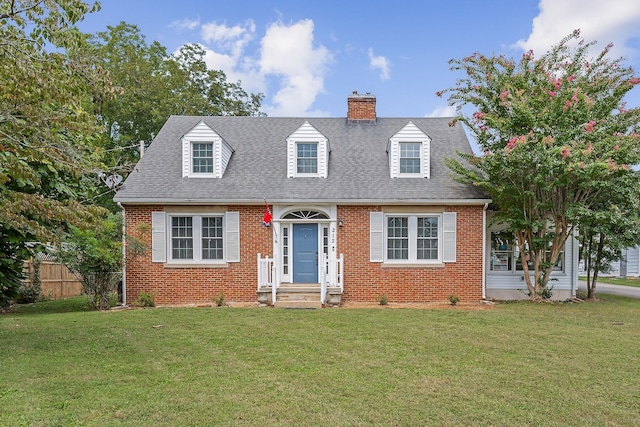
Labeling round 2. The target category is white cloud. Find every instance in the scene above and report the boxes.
[201,20,255,59]
[515,0,640,60]
[169,17,200,32]
[368,48,390,81]
[172,18,332,116]
[259,19,332,116]
[426,105,456,118]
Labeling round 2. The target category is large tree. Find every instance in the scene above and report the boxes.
[89,23,264,189]
[439,31,640,300]
[577,171,640,299]
[0,0,110,301]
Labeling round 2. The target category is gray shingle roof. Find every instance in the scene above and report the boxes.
[113,115,489,205]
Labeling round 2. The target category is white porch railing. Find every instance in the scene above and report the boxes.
[257,253,276,303]
[258,253,343,305]
[320,253,344,303]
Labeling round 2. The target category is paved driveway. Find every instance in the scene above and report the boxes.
[578,281,640,299]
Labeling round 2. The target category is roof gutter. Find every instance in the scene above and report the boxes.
[114,198,493,206]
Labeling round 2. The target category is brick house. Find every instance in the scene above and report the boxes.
[113,92,578,306]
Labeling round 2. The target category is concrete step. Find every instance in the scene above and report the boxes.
[276,292,320,301]
[274,300,323,309]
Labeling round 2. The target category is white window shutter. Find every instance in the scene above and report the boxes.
[442,212,457,263]
[151,212,166,263]
[182,139,190,177]
[287,140,295,178]
[370,212,384,262]
[225,212,240,262]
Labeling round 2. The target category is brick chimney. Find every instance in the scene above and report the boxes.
[347,91,376,123]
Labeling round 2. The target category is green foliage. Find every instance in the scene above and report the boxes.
[57,214,124,310]
[439,30,640,299]
[1,0,112,285]
[86,22,265,206]
[0,225,28,307]
[379,294,388,306]
[16,257,43,304]
[448,295,460,306]
[214,293,226,307]
[133,291,156,308]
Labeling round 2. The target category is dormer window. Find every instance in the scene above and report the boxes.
[399,142,421,174]
[182,121,234,178]
[192,143,214,174]
[297,142,318,174]
[388,121,431,178]
[287,121,329,178]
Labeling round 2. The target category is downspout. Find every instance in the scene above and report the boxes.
[482,203,488,300]
[117,202,126,306]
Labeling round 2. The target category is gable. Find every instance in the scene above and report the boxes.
[286,121,330,178]
[181,121,233,178]
[387,121,431,179]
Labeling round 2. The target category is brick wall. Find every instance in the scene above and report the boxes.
[125,205,272,306]
[336,205,484,303]
[124,204,484,306]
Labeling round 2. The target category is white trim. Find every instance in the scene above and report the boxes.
[387,121,431,179]
[181,121,233,178]
[286,121,330,178]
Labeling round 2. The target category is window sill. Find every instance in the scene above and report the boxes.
[164,263,229,269]
[381,262,445,269]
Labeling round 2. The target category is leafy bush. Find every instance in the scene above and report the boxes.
[57,214,123,310]
[133,291,156,308]
[0,225,28,308]
[448,295,461,306]
[379,294,388,306]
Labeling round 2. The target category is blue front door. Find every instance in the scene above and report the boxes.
[293,223,318,283]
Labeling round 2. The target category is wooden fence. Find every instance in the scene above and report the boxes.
[22,257,83,299]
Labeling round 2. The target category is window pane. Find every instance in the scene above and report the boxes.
[387,217,408,259]
[297,143,318,173]
[172,217,193,259]
[202,217,223,259]
[417,217,438,260]
[192,143,213,173]
[491,230,514,271]
[399,142,421,174]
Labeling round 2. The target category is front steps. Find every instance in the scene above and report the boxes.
[274,284,322,309]
[257,283,342,308]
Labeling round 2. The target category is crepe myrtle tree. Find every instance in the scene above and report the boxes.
[438,30,640,300]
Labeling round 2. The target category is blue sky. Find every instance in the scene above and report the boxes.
[78,0,640,119]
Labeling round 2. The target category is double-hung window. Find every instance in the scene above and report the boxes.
[386,214,440,262]
[297,142,318,174]
[192,143,214,174]
[170,215,224,262]
[399,142,421,174]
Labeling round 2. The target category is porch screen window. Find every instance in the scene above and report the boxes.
[172,217,193,259]
[202,217,223,260]
[490,230,563,272]
[399,142,421,174]
[192,143,213,173]
[297,143,318,174]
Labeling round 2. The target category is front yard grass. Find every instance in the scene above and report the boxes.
[579,275,640,288]
[1,296,639,426]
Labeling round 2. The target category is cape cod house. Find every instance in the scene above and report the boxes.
[113,92,578,306]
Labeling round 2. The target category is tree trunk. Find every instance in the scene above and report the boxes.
[588,233,606,300]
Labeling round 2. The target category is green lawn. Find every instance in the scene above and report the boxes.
[579,275,640,288]
[2,296,639,426]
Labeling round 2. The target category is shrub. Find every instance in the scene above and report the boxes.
[133,291,156,308]
[448,295,461,306]
[379,294,388,306]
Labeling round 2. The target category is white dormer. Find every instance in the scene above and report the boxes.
[387,121,431,178]
[286,121,330,178]
[181,121,233,178]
